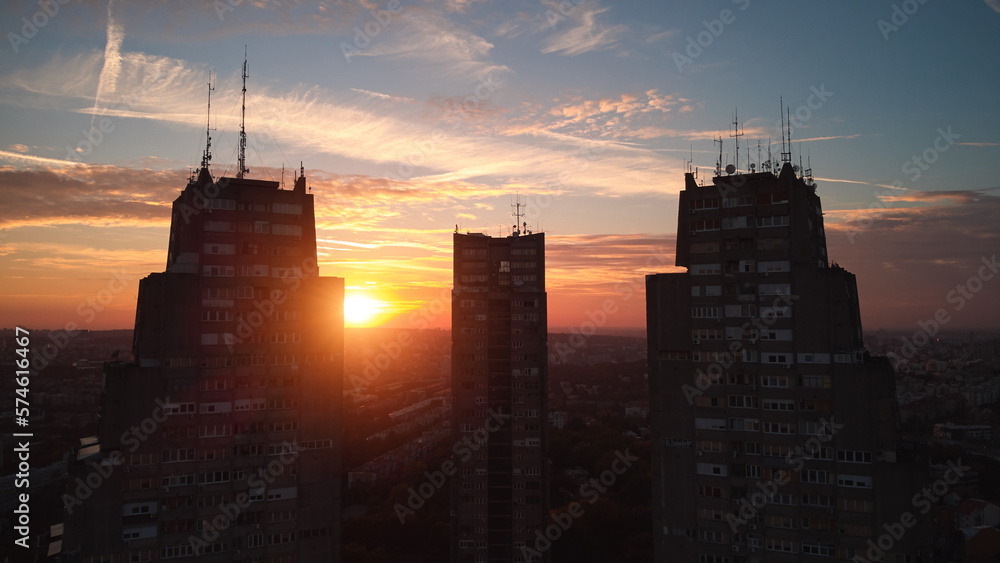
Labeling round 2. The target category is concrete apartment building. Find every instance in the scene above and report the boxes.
[450,228,549,563]
[61,165,343,562]
[647,162,930,562]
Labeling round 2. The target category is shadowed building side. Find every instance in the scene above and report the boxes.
[647,163,931,562]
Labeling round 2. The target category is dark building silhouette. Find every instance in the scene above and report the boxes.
[646,163,930,561]
[451,229,549,563]
[61,165,344,562]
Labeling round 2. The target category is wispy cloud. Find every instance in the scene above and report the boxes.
[541,2,628,56]
[91,0,125,126]
[346,6,510,79]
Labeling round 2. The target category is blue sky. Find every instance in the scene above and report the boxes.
[0,0,998,330]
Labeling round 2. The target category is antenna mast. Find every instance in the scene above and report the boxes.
[201,72,214,170]
[237,46,249,179]
[779,98,791,165]
[714,136,723,176]
[730,108,743,173]
[511,194,524,236]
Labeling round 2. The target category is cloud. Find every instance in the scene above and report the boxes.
[957,142,1000,147]
[0,166,181,228]
[986,0,1000,13]
[541,2,629,56]
[825,191,1000,329]
[645,29,680,44]
[350,88,416,104]
[91,0,126,126]
[345,6,511,79]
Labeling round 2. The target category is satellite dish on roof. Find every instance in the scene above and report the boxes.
[750,163,756,171]
[725,164,736,174]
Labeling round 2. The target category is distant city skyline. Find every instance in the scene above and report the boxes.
[1,0,998,331]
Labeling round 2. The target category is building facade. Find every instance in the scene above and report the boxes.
[450,230,549,563]
[62,166,343,562]
[647,163,930,562]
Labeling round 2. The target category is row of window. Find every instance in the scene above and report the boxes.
[203,220,303,236]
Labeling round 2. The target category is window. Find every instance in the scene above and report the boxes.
[690,242,720,254]
[763,399,795,411]
[689,198,720,210]
[690,218,721,233]
[695,418,726,431]
[760,375,789,388]
[763,422,794,435]
[722,216,751,229]
[728,395,759,409]
[762,353,791,365]
[837,474,873,488]
[757,261,791,273]
[272,203,302,214]
[759,283,791,296]
[756,215,789,228]
[691,263,722,275]
[801,374,831,389]
[837,450,873,463]
[801,470,831,484]
[692,307,720,318]
[272,224,302,236]
[729,418,760,432]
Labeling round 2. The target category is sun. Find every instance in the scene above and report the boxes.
[343,295,386,327]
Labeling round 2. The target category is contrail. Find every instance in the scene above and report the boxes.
[91,0,124,127]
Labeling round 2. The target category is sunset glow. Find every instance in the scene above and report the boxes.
[343,295,388,327]
[0,2,998,331]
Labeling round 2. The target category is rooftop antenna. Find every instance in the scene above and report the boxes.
[779,98,792,165]
[237,46,249,179]
[201,71,215,170]
[511,193,524,236]
[730,108,743,173]
[766,137,773,172]
[799,146,804,178]
[805,150,815,187]
[685,144,693,174]
[756,139,762,173]
[714,136,723,176]
[280,164,284,188]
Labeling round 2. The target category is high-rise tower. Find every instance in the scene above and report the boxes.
[646,163,930,561]
[450,228,549,563]
[62,163,344,561]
